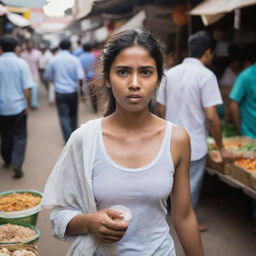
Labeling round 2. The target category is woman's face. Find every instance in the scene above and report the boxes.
[109,46,158,113]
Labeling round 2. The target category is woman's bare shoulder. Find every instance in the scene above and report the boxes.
[171,124,190,147]
[170,124,191,166]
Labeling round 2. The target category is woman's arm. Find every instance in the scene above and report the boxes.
[170,126,204,256]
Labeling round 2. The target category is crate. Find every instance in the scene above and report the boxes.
[227,163,252,188]
[207,151,226,174]
[249,173,256,190]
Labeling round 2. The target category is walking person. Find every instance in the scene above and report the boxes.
[0,35,34,178]
[72,38,83,57]
[38,43,53,93]
[79,43,97,112]
[21,40,41,109]
[42,30,204,256]
[157,31,232,231]
[44,38,84,142]
[229,59,256,232]
[229,61,256,139]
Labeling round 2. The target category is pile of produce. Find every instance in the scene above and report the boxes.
[0,245,38,256]
[235,158,256,172]
[221,123,238,138]
[0,193,41,213]
[0,191,41,256]
[0,224,37,244]
[208,137,256,159]
[207,136,256,189]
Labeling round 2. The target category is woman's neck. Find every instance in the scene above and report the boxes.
[107,106,154,131]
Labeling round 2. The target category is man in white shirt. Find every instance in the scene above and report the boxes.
[39,43,53,91]
[157,31,231,231]
[39,43,54,104]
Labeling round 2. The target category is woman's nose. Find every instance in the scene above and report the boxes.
[129,73,140,90]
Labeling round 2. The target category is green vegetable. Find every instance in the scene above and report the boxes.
[240,143,256,152]
[221,123,238,137]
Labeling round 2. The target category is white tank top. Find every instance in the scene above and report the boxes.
[93,121,176,256]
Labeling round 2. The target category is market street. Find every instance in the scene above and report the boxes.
[0,89,255,256]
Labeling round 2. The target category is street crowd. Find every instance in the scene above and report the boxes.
[0,29,256,255]
[0,35,100,178]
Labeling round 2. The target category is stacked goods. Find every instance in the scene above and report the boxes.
[0,191,42,226]
[207,136,256,190]
[208,136,255,158]
[0,193,41,213]
[0,223,40,255]
[207,136,245,174]
[0,224,38,244]
[231,158,256,190]
[235,158,256,172]
[0,244,39,256]
[0,191,42,256]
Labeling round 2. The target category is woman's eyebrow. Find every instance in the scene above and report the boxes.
[113,66,130,69]
[140,66,155,69]
[113,65,155,69]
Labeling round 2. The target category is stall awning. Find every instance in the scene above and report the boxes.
[190,0,256,25]
[0,4,8,15]
[73,0,98,20]
[116,10,145,33]
[1,0,47,8]
[73,0,136,20]
[7,12,30,27]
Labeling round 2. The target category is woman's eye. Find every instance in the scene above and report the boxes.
[141,70,152,77]
[117,70,128,76]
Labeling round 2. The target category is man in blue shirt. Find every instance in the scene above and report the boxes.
[44,39,84,142]
[72,39,83,57]
[79,43,97,112]
[0,35,34,178]
[229,61,256,232]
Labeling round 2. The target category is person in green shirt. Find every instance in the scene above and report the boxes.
[229,62,256,232]
[229,63,256,138]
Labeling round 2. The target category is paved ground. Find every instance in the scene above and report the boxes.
[0,88,255,255]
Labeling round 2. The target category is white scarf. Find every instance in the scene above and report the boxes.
[42,118,117,256]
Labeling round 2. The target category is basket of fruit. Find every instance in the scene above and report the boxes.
[232,158,256,189]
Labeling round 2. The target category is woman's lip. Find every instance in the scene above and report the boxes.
[127,95,142,98]
[126,96,142,103]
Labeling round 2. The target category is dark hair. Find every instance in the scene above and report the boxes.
[59,39,71,50]
[102,29,164,116]
[188,31,216,58]
[25,39,33,44]
[82,43,92,52]
[0,35,17,52]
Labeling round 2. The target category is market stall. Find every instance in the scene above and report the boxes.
[207,136,256,199]
[0,190,42,255]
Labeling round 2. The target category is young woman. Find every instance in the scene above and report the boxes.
[42,29,204,256]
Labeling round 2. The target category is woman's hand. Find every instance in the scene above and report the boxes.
[86,209,128,244]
